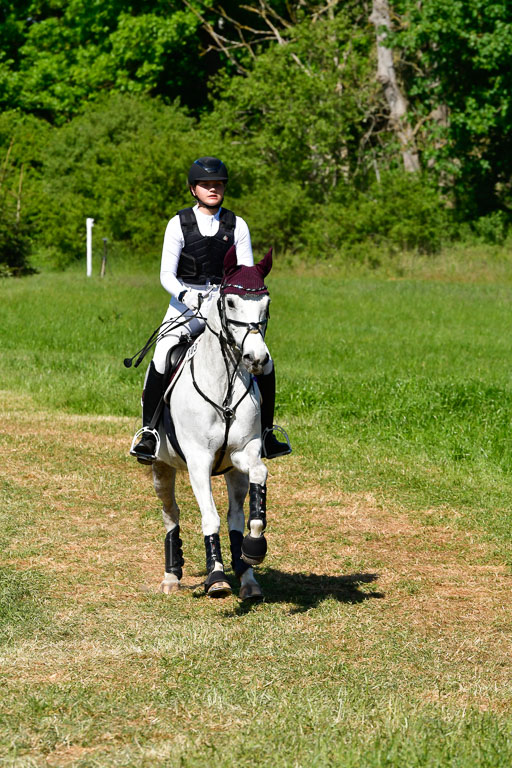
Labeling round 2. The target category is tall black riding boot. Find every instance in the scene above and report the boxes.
[130,361,164,464]
[257,366,292,459]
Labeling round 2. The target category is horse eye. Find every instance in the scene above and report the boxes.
[227,298,235,309]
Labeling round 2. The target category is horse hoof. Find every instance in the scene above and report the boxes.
[239,582,263,602]
[206,580,232,598]
[160,579,180,594]
[204,568,232,598]
[241,533,267,565]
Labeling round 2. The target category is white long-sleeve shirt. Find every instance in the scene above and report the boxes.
[160,205,254,297]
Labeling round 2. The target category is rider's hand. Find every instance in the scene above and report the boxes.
[179,289,200,311]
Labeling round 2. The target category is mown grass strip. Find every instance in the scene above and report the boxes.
[1,392,512,766]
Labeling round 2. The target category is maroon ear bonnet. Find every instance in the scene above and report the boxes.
[221,246,272,296]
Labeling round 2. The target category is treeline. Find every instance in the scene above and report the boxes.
[1,0,511,274]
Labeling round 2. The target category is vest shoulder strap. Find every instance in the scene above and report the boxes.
[178,206,236,235]
[219,208,236,232]
[177,207,197,232]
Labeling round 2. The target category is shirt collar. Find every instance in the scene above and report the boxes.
[193,203,221,221]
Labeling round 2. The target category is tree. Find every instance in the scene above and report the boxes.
[0,143,32,275]
[201,9,378,250]
[32,93,202,263]
[0,0,211,123]
[391,0,512,218]
[369,0,420,173]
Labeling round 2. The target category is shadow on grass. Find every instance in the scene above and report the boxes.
[233,569,384,615]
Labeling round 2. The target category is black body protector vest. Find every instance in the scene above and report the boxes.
[176,207,236,285]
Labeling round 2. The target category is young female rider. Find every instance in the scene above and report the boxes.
[131,156,292,464]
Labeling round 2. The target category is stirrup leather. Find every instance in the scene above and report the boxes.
[129,427,161,461]
[262,425,292,458]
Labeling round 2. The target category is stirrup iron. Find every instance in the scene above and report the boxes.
[129,427,161,462]
[262,425,292,458]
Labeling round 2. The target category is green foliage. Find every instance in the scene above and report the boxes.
[472,211,509,245]
[393,0,512,217]
[0,111,46,275]
[32,93,202,265]
[0,0,206,122]
[225,11,373,189]
[204,11,378,251]
[299,172,455,260]
[0,218,33,277]
[1,1,511,266]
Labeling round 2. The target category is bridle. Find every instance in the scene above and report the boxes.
[190,288,270,474]
[217,291,269,349]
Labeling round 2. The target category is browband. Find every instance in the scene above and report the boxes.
[221,282,268,294]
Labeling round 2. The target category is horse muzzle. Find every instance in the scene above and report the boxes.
[242,351,269,375]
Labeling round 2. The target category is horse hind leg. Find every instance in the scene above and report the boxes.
[152,461,183,594]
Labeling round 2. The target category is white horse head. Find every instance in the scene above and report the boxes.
[212,246,273,376]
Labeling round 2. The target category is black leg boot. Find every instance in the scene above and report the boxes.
[204,533,232,597]
[257,366,292,459]
[165,525,184,581]
[242,483,268,565]
[130,361,164,464]
[229,530,250,577]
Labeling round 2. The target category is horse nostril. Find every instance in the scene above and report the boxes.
[262,353,269,366]
[243,353,254,363]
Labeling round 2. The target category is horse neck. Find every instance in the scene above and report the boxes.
[194,299,242,384]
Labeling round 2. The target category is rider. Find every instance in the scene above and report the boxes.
[131,156,292,464]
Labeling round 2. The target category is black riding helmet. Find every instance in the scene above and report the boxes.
[188,157,228,186]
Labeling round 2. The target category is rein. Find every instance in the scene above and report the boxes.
[123,306,207,369]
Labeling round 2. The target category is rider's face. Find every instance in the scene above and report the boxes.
[192,180,225,210]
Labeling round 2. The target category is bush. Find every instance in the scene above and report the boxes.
[33,93,204,267]
[472,211,509,245]
[0,218,33,276]
[297,171,455,260]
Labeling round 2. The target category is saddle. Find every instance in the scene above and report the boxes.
[163,338,194,402]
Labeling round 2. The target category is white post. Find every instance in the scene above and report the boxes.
[86,218,95,277]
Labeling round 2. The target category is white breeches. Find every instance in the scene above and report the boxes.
[153,285,272,375]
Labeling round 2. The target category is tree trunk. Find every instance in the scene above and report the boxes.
[370,0,420,173]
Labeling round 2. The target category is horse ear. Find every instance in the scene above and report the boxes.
[256,248,273,278]
[223,245,238,276]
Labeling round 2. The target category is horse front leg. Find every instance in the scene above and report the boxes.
[232,440,269,570]
[242,480,268,567]
[152,461,184,594]
[225,470,263,602]
[187,453,232,598]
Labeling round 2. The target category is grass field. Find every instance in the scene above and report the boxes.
[2,254,512,766]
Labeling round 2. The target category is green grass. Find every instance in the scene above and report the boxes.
[2,255,512,766]
[3,261,512,548]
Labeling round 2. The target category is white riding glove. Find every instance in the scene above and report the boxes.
[179,286,217,313]
[179,288,202,312]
